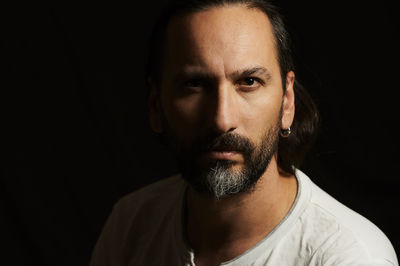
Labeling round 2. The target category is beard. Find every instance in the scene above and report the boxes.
[164,121,281,199]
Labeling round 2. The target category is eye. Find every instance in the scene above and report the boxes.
[184,79,202,88]
[237,77,264,91]
[178,78,205,95]
[242,77,256,86]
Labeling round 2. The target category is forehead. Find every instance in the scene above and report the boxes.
[163,5,279,74]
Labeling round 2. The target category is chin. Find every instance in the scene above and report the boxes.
[183,160,259,199]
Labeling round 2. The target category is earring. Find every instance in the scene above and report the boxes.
[280,127,291,138]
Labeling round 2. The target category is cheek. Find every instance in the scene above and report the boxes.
[240,91,282,136]
[161,94,204,136]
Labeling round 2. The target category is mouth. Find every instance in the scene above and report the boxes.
[207,150,239,160]
[200,146,241,160]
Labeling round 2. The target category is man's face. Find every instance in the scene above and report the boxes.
[149,5,294,198]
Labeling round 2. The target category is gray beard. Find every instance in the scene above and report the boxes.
[196,126,279,199]
[205,162,252,199]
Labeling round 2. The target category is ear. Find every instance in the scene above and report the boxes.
[281,71,295,130]
[147,78,164,133]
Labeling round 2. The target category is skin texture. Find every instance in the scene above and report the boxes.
[149,4,297,266]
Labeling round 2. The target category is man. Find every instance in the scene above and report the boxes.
[90,0,398,265]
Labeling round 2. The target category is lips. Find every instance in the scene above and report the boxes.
[209,150,239,159]
[200,146,241,160]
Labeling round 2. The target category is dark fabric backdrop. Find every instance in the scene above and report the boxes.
[3,1,399,265]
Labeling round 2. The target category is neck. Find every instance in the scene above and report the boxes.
[185,159,297,264]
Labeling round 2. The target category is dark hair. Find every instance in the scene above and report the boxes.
[146,0,319,175]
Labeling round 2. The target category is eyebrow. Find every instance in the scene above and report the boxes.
[173,66,272,84]
[173,68,218,84]
[229,66,272,81]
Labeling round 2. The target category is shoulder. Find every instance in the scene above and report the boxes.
[296,170,398,265]
[111,174,185,226]
[115,174,184,211]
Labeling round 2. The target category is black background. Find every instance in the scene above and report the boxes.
[2,1,399,265]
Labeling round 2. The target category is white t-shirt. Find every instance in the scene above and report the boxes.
[89,169,398,265]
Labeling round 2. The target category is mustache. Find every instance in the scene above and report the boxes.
[191,132,255,155]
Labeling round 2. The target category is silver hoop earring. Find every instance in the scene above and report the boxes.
[280,127,291,138]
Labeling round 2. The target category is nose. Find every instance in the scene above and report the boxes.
[208,83,239,134]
